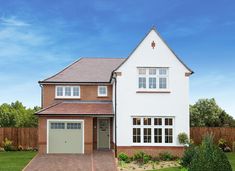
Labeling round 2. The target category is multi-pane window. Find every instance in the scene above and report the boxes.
[98,86,108,96]
[132,117,174,144]
[133,118,141,125]
[139,77,146,88]
[138,68,169,90]
[51,123,65,129]
[154,128,162,143]
[56,86,63,96]
[143,118,151,125]
[149,77,156,89]
[133,128,141,143]
[67,123,81,129]
[65,87,71,96]
[165,118,173,125]
[154,118,162,125]
[144,128,151,143]
[73,87,80,96]
[165,128,173,143]
[56,86,80,98]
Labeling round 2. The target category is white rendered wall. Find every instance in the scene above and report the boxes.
[115,29,190,146]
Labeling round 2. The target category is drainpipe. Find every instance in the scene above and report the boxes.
[113,73,118,157]
[39,84,43,108]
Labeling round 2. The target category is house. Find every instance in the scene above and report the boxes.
[36,27,193,156]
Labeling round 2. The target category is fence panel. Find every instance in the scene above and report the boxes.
[0,127,38,149]
[190,127,235,148]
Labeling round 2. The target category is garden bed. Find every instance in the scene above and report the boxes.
[118,160,180,171]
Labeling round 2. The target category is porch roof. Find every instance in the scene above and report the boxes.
[36,101,114,115]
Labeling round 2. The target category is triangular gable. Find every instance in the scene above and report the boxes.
[114,26,193,75]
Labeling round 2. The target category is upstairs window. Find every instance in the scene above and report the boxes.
[56,86,80,98]
[98,86,108,97]
[138,68,169,90]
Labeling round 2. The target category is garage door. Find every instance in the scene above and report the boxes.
[48,120,83,154]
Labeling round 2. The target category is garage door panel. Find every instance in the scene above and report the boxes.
[48,121,83,154]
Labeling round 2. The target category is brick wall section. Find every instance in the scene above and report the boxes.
[42,84,113,108]
[38,116,93,154]
[117,146,184,157]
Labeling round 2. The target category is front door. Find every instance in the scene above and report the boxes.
[98,118,110,149]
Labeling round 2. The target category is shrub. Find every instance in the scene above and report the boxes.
[188,134,232,171]
[118,152,130,163]
[178,132,189,145]
[133,151,152,165]
[2,138,13,151]
[181,144,197,167]
[159,151,177,161]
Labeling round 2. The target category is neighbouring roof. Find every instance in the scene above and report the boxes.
[36,101,113,115]
[40,58,125,83]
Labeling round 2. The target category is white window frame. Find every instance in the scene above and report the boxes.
[97,86,108,97]
[137,67,169,91]
[55,86,80,98]
[131,116,174,146]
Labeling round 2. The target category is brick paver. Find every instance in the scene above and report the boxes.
[24,151,116,171]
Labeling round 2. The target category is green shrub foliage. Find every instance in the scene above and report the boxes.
[181,144,197,167]
[133,151,151,164]
[178,132,189,145]
[188,134,232,171]
[118,152,130,163]
[159,151,177,161]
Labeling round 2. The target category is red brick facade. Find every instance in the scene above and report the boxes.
[117,146,184,157]
[38,115,113,154]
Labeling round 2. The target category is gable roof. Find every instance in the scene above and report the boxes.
[39,58,125,83]
[115,26,193,74]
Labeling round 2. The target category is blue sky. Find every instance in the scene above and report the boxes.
[0,0,235,117]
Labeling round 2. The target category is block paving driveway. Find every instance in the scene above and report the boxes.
[24,151,117,171]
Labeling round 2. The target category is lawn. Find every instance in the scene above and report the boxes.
[227,152,235,171]
[0,151,37,171]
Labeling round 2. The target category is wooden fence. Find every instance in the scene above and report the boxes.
[0,127,234,149]
[190,127,235,148]
[0,128,38,149]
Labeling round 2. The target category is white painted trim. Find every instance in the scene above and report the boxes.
[47,119,85,154]
[55,86,80,99]
[97,86,108,97]
[97,118,110,149]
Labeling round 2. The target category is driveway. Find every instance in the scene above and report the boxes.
[23,151,117,171]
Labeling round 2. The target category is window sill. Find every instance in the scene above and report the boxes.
[55,97,81,99]
[97,96,108,98]
[136,90,171,93]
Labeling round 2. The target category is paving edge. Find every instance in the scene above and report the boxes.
[22,153,39,171]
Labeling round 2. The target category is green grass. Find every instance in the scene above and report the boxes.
[0,151,37,171]
[227,152,235,171]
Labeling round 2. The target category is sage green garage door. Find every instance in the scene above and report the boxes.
[48,121,83,153]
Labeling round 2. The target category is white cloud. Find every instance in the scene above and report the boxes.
[0,17,30,27]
